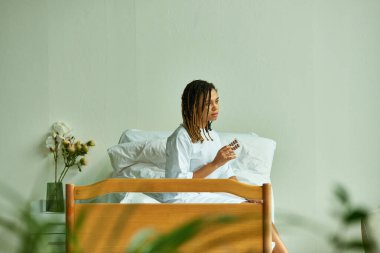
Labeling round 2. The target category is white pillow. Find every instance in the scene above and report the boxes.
[108,138,166,172]
[119,129,171,143]
[108,138,167,203]
[112,162,165,202]
[224,135,276,178]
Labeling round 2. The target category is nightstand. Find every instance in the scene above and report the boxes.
[31,200,66,253]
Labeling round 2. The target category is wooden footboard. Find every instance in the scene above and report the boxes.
[66,178,272,253]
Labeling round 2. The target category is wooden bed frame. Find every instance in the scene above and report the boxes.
[66,178,272,253]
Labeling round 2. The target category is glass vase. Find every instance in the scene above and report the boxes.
[46,182,64,212]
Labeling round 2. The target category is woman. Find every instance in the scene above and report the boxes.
[165,80,288,253]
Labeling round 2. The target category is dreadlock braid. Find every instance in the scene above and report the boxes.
[181,80,216,143]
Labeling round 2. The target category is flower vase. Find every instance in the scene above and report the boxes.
[46,182,64,212]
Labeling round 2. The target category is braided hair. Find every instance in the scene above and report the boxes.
[181,80,216,143]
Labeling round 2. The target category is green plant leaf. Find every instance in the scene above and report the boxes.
[125,228,157,253]
[343,240,366,249]
[334,184,350,206]
[343,208,368,224]
[330,236,366,250]
[125,214,239,253]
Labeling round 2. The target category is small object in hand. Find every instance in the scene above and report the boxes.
[228,139,240,150]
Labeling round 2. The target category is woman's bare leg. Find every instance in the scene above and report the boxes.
[272,224,288,253]
[244,200,288,252]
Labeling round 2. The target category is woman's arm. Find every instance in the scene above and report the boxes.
[193,145,237,178]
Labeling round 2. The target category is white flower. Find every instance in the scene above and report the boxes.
[51,122,72,141]
[45,136,56,151]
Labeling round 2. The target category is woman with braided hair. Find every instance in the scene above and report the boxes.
[165,80,236,185]
[164,79,288,252]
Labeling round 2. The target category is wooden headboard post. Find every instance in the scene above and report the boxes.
[263,183,273,253]
[66,183,75,253]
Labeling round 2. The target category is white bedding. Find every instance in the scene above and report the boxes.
[108,128,277,220]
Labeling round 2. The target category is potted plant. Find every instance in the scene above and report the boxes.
[45,122,95,212]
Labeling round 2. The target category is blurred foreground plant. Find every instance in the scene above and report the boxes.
[329,185,375,253]
[279,184,375,253]
[125,214,240,253]
[0,181,58,253]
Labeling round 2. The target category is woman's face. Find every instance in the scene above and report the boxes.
[199,89,219,127]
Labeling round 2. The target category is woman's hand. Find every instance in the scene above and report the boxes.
[211,145,237,168]
[193,144,239,179]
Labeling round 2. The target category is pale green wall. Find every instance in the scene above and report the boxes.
[1,1,379,252]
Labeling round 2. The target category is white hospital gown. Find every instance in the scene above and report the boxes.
[164,124,245,203]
